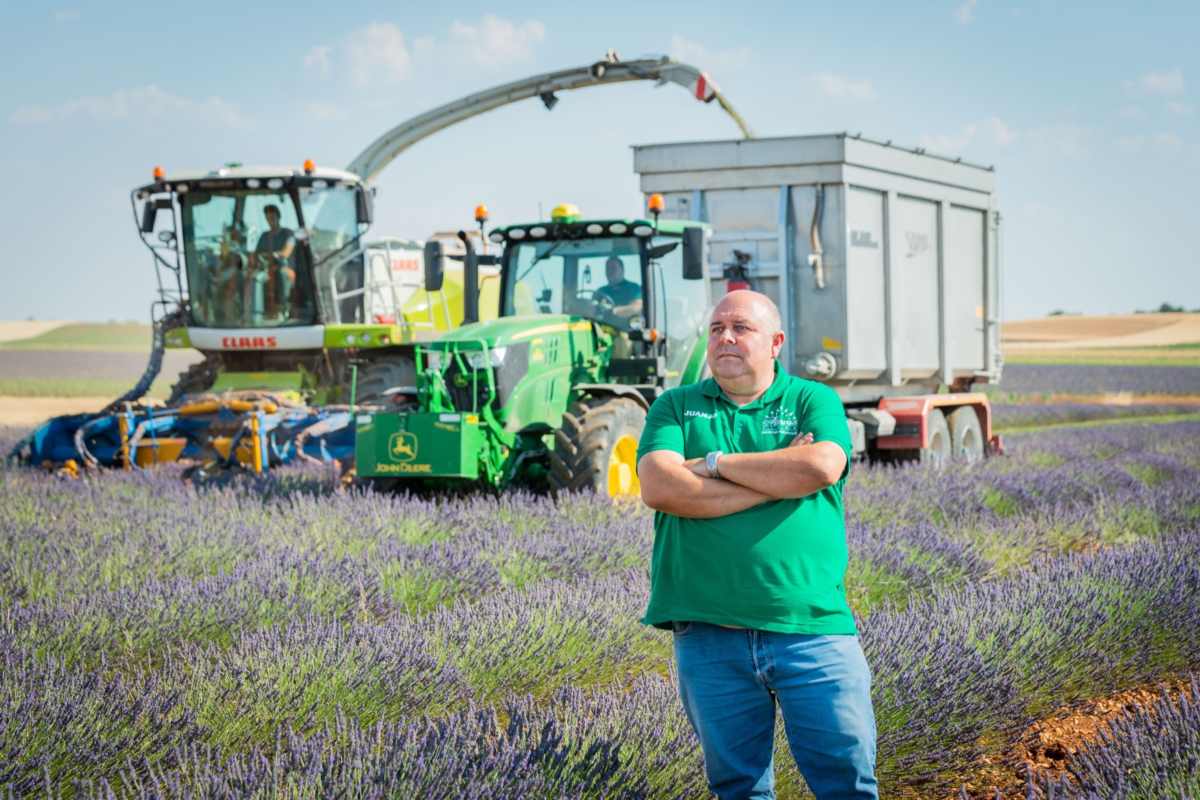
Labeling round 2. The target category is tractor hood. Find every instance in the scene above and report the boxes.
[422,314,594,350]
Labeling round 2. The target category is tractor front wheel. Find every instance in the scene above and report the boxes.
[548,396,646,499]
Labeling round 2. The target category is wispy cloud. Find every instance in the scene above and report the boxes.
[1119,104,1145,120]
[305,16,546,87]
[346,23,412,87]
[954,0,977,24]
[1126,68,1185,96]
[811,72,876,101]
[53,8,80,23]
[304,45,332,77]
[919,116,1017,154]
[1167,101,1194,117]
[305,102,346,122]
[9,85,247,128]
[668,35,751,71]
[1116,131,1184,153]
[449,14,545,66]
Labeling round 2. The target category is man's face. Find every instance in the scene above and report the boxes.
[706,292,783,382]
[264,208,279,227]
[605,258,624,285]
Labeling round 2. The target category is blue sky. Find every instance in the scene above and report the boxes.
[1,1,1197,322]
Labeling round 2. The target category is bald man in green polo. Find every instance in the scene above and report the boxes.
[638,290,877,800]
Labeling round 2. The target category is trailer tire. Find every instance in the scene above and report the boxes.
[919,408,951,468]
[548,396,646,498]
[947,406,984,464]
[167,355,221,405]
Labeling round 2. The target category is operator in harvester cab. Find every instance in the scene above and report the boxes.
[251,204,297,319]
[593,256,643,328]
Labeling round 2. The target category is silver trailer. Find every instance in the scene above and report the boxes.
[633,133,1004,461]
[633,132,1002,404]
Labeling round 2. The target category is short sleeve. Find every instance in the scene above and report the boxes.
[799,383,852,480]
[637,390,684,463]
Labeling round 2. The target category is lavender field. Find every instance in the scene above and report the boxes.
[2,416,1199,799]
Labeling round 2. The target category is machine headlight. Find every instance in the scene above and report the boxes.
[266,178,284,189]
[488,231,505,243]
[175,183,189,194]
[529,226,547,238]
[245,178,261,188]
[609,223,628,234]
[465,347,506,370]
[508,228,526,240]
[632,225,653,236]
[585,223,604,235]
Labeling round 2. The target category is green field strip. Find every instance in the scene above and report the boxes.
[0,323,154,352]
[996,411,1200,434]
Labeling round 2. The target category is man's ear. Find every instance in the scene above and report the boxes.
[771,331,785,358]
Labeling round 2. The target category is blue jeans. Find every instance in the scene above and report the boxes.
[672,621,878,800]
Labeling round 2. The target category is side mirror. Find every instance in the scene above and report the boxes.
[682,226,705,280]
[423,240,445,292]
[140,198,169,233]
[356,187,374,225]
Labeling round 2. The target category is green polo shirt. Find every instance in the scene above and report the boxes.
[637,363,856,635]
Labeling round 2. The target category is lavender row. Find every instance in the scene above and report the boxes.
[5,532,1199,796]
[1029,674,1200,799]
[992,401,1199,428]
[992,363,1200,396]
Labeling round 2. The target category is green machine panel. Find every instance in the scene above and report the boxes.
[357,412,483,478]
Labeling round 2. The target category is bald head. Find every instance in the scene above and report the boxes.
[706,290,785,398]
[711,290,782,334]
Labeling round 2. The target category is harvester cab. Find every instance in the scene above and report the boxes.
[355,199,712,497]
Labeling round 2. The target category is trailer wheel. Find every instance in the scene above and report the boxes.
[919,408,951,468]
[947,406,984,463]
[548,396,647,498]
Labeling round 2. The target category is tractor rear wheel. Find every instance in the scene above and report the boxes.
[548,396,647,498]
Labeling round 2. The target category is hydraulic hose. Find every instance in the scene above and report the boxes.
[101,307,182,415]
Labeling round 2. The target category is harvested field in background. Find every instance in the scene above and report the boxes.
[0,322,154,352]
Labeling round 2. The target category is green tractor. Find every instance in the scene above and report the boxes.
[355,202,711,497]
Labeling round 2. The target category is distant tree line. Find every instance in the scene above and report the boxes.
[1047,302,1199,316]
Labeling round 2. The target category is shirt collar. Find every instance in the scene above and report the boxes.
[702,360,788,408]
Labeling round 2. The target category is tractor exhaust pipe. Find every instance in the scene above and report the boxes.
[457,230,480,325]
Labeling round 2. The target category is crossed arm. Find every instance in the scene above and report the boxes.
[638,435,847,519]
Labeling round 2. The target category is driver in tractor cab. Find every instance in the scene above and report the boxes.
[251,204,296,319]
[593,256,643,328]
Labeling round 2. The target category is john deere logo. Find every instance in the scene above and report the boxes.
[453,373,469,388]
[388,432,418,462]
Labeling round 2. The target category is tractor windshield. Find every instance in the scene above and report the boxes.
[504,237,644,330]
[181,189,317,328]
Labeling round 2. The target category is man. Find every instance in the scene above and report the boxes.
[637,290,877,800]
[253,204,296,318]
[593,256,643,326]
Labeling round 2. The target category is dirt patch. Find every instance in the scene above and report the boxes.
[0,321,69,343]
[0,396,117,426]
[1037,392,1200,405]
[1003,313,1200,349]
[951,675,1196,799]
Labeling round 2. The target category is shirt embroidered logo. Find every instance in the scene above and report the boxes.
[762,408,799,435]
